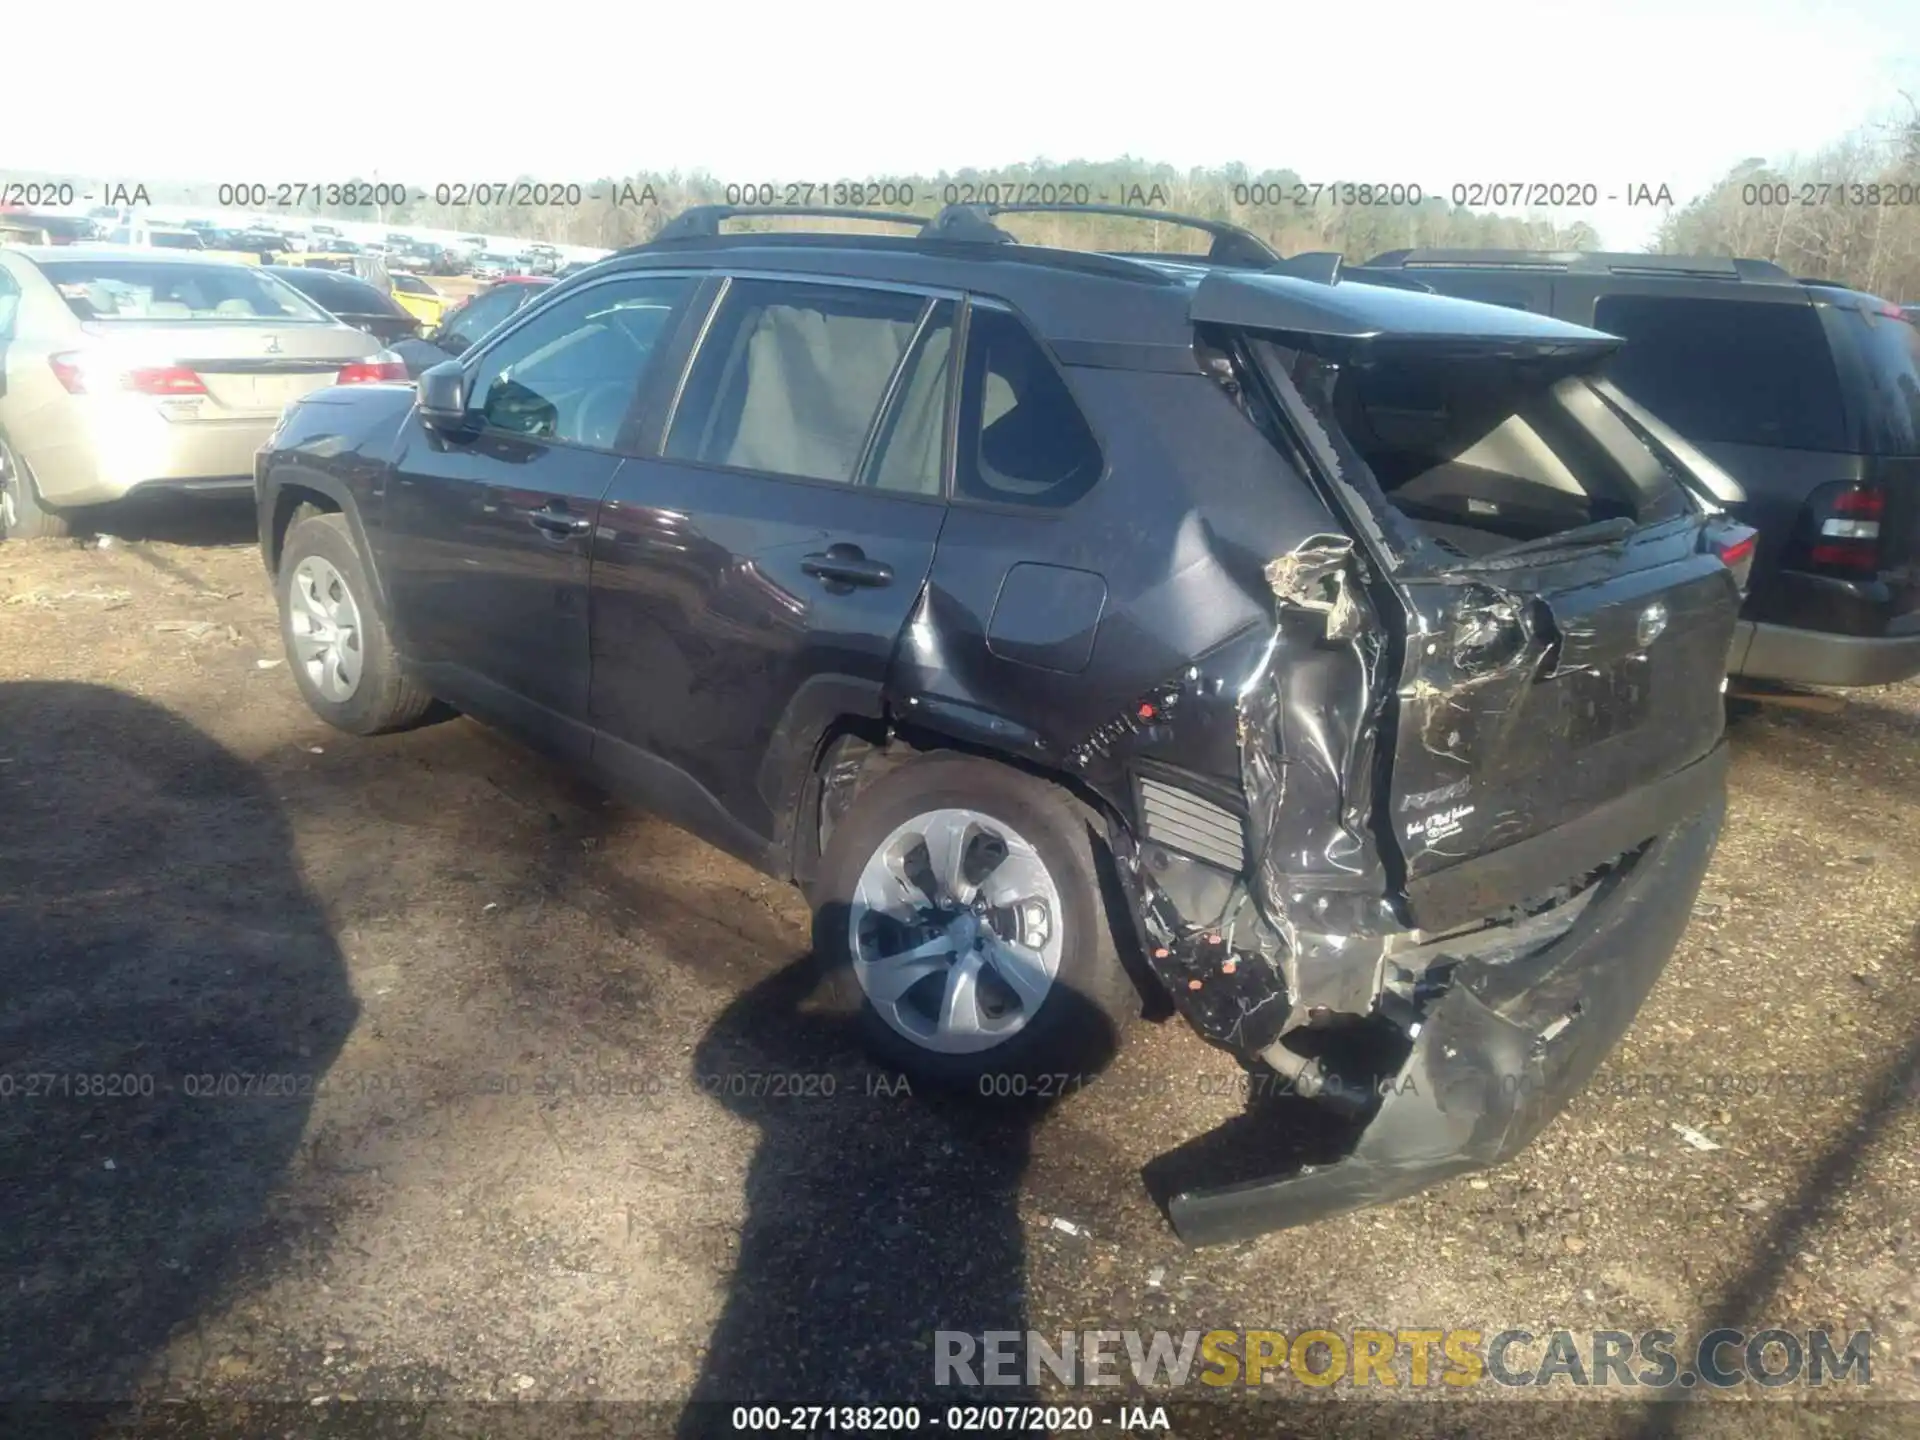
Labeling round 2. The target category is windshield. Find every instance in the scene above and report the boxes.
[38,260,332,324]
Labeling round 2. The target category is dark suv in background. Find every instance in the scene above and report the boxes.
[1359,250,1920,688]
[256,205,1752,1241]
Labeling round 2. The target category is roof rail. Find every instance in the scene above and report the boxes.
[924,203,1282,269]
[621,200,1352,288]
[649,205,931,244]
[1365,248,1797,282]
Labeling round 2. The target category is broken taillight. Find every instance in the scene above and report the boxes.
[1802,482,1884,575]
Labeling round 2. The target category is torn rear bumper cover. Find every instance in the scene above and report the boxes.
[1167,789,1724,1246]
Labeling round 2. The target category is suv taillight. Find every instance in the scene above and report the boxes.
[336,351,408,385]
[1802,482,1884,574]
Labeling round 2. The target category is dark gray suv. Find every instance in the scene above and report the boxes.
[255,205,1752,1241]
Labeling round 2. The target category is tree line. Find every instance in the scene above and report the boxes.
[389,160,1609,257]
[1655,99,1920,301]
[5,161,1598,256]
[9,119,1920,299]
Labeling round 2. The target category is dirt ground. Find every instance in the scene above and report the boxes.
[0,509,1915,1439]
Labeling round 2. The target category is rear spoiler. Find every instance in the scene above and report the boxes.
[1189,269,1625,351]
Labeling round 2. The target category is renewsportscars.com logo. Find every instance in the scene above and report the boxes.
[935,1327,1875,1391]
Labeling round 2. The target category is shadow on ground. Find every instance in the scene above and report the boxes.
[675,925,1122,1436]
[0,681,354,1402]
[80,495,259,549]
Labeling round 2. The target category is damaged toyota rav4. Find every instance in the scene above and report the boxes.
[255,204,1756,1243]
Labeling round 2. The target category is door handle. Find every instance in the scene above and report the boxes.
[801,545,893,588]
[528,505,592,538]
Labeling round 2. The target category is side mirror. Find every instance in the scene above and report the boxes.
[417,361,469,431]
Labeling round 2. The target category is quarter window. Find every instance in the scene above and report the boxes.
[665,279,930,484]
[956,306,1104,508]
[466,276,693,451]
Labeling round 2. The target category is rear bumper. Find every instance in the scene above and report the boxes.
[1166,781,1724,1246]
[1729,618,1920,688]
[28,404,285,509]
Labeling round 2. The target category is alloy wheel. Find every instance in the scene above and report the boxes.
[289,555,365,702]
[848,807,1064,1055]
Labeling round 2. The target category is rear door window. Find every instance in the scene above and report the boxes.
[664,278,929,484]
[865,301,955,496]
[1592,294,1846,451]
[954,305,1104,508]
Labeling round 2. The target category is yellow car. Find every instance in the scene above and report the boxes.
[386,271,447,329]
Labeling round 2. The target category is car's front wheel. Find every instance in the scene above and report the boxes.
[813,753,1139,1090]
[277,511,438,735]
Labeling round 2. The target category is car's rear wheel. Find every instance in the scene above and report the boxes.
[277,511,438,735]
[813,753,1138,1090]
[0,436,72,541]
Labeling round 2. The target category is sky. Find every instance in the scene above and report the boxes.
[9,0,1916,249]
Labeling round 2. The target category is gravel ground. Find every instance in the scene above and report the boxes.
[0,514,1914,1439]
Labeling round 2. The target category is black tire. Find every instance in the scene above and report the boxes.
[0,436,72,541]
[812,752,1139,1090]
[277,512,438,735]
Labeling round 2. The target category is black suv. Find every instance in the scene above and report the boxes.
[256,205,1751,1242]
[1360,249,1920,688]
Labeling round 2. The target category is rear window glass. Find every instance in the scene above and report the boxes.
[1592,295,1846,451]
[38,260,329,324]
[1262,341,1689,561]
[1821,305,1920,456]
[1418,275,1543,312]
[276,269,402,318]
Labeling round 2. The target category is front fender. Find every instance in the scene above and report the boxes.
[257,389,412,622]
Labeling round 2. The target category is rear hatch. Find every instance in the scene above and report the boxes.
[1194,271,1743,931]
